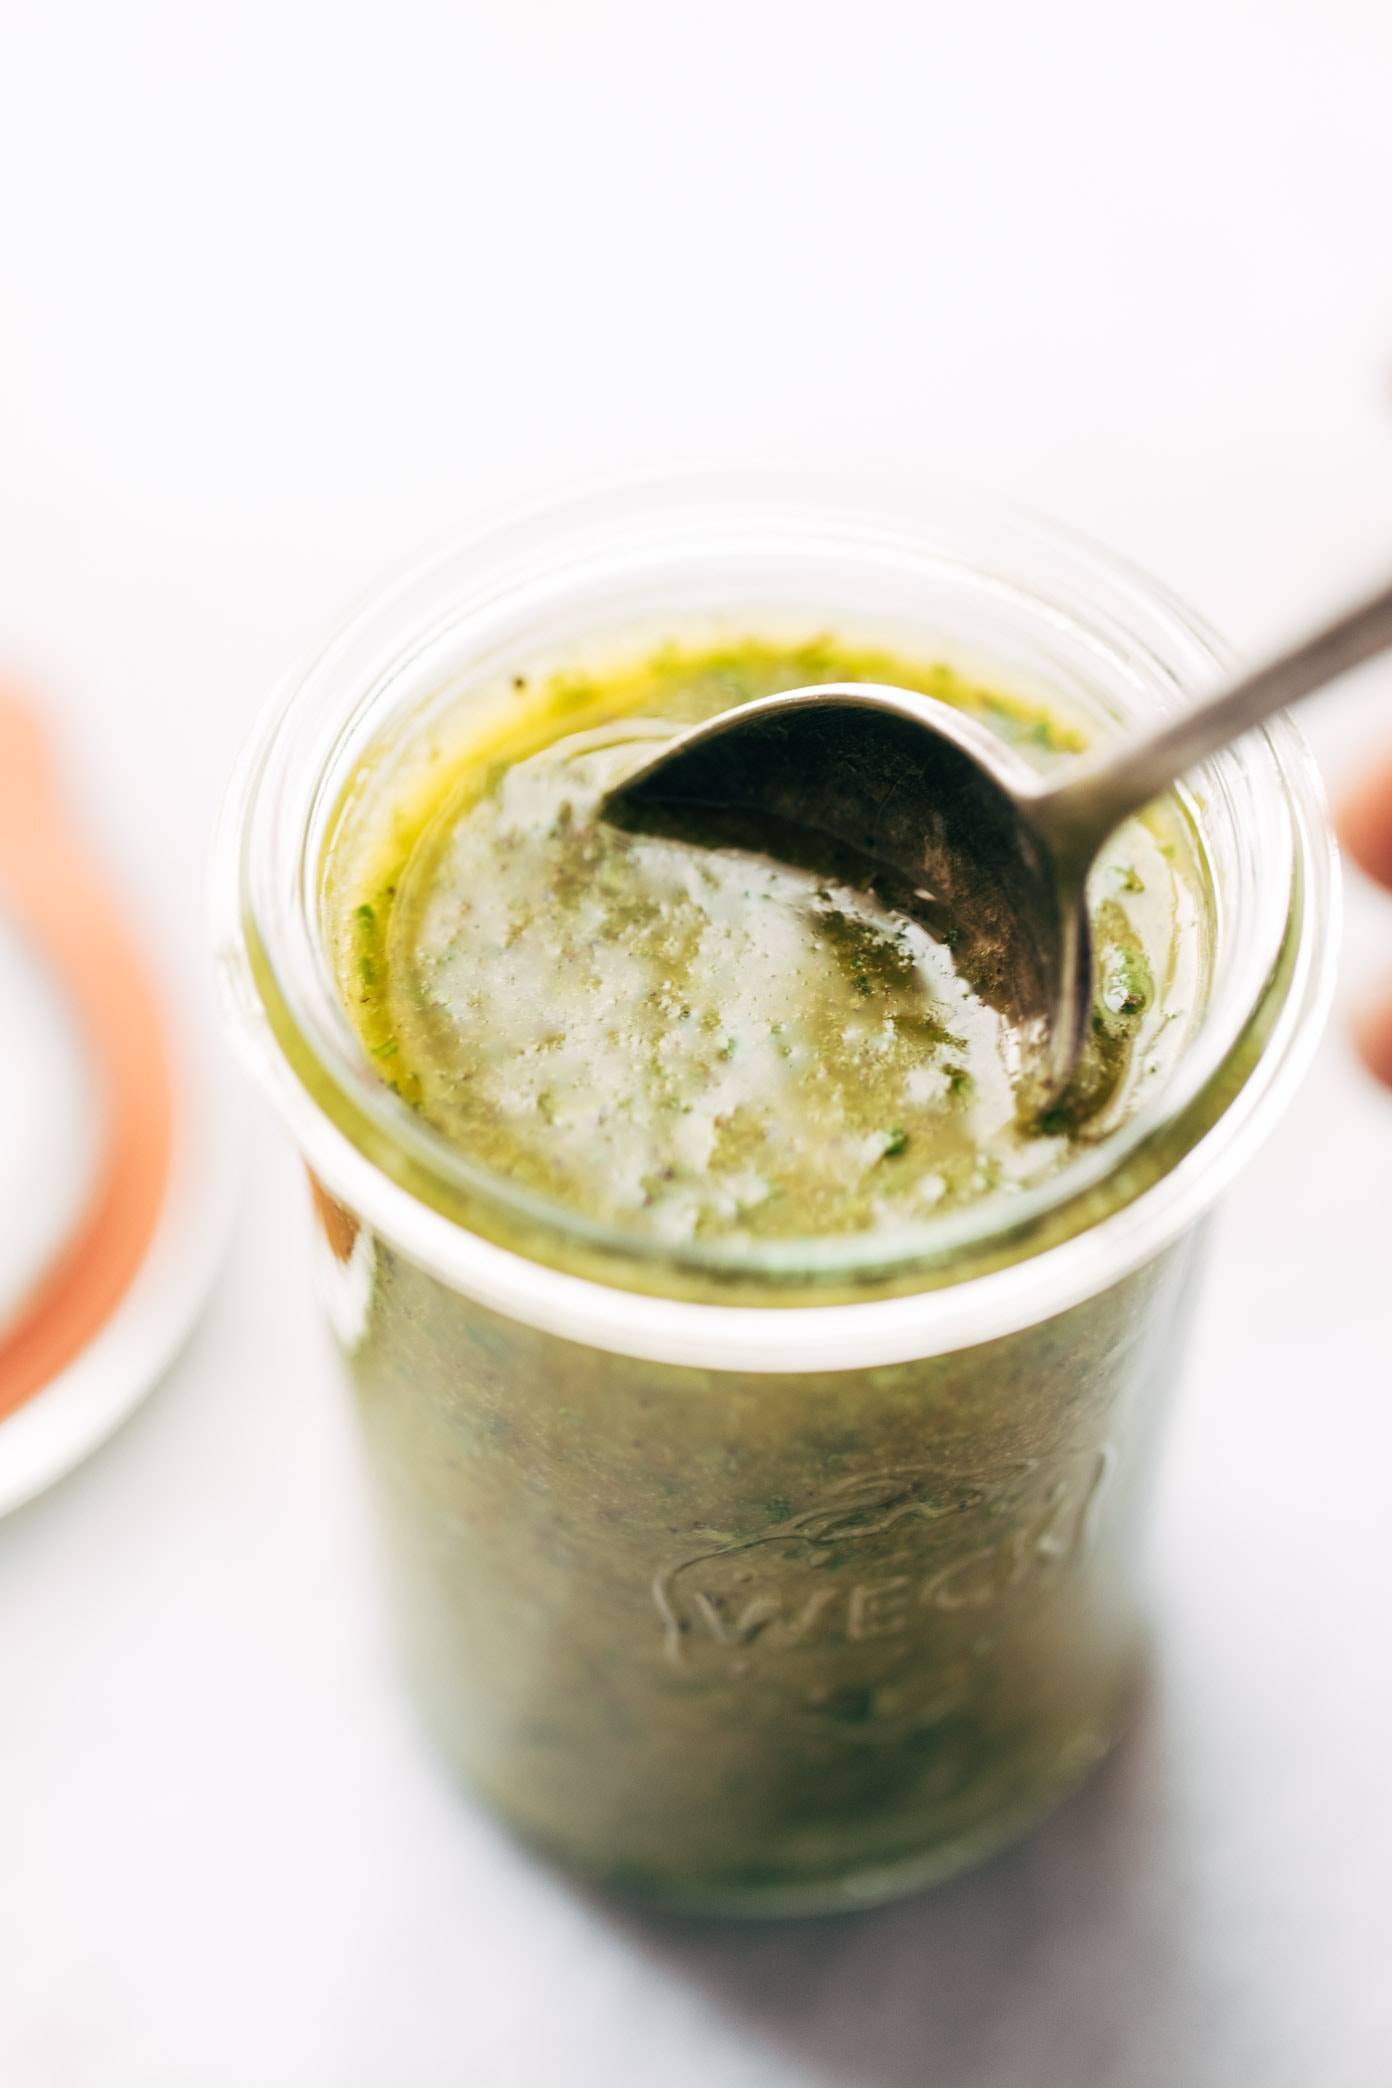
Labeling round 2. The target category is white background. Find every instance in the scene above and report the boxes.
[3,3,1391,2083]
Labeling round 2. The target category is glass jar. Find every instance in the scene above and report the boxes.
[217,480,1335,1915]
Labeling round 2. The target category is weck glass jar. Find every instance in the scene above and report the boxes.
[217,479,1335,1914]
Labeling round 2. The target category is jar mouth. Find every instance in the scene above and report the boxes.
[217,475,1337,1365]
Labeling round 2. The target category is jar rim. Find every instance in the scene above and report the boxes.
[215,474,1338,1369]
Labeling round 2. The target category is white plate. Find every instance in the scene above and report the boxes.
[0,949,237,1519]
[0,918,102,1337]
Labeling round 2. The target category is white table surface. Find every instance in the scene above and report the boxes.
[3,5,1391,2083]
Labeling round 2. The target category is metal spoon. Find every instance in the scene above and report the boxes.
[603,576,1392,1100]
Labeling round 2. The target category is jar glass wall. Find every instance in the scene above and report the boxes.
[218,480,1335,1913]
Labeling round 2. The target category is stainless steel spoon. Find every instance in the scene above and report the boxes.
[603,576,1392,1100]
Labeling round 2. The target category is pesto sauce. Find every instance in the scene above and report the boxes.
[330,640,1203,1248]
[305,635,1230,1911]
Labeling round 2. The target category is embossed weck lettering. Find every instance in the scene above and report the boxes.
[654,1452,1111,1666]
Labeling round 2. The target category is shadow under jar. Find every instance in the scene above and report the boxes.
[218,480,1335,1916]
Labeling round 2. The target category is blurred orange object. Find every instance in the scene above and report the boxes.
[1337,751,1392,1092]
[1351,987,1392,1089]
[1338,753,1392,893]
[0,694,174,1420]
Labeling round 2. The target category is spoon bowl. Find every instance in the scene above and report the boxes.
[607,684,1093,1098]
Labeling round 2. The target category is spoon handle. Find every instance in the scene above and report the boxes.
[1041,572,1392,859]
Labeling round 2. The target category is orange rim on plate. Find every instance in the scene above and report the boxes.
[0,694,174,1422]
